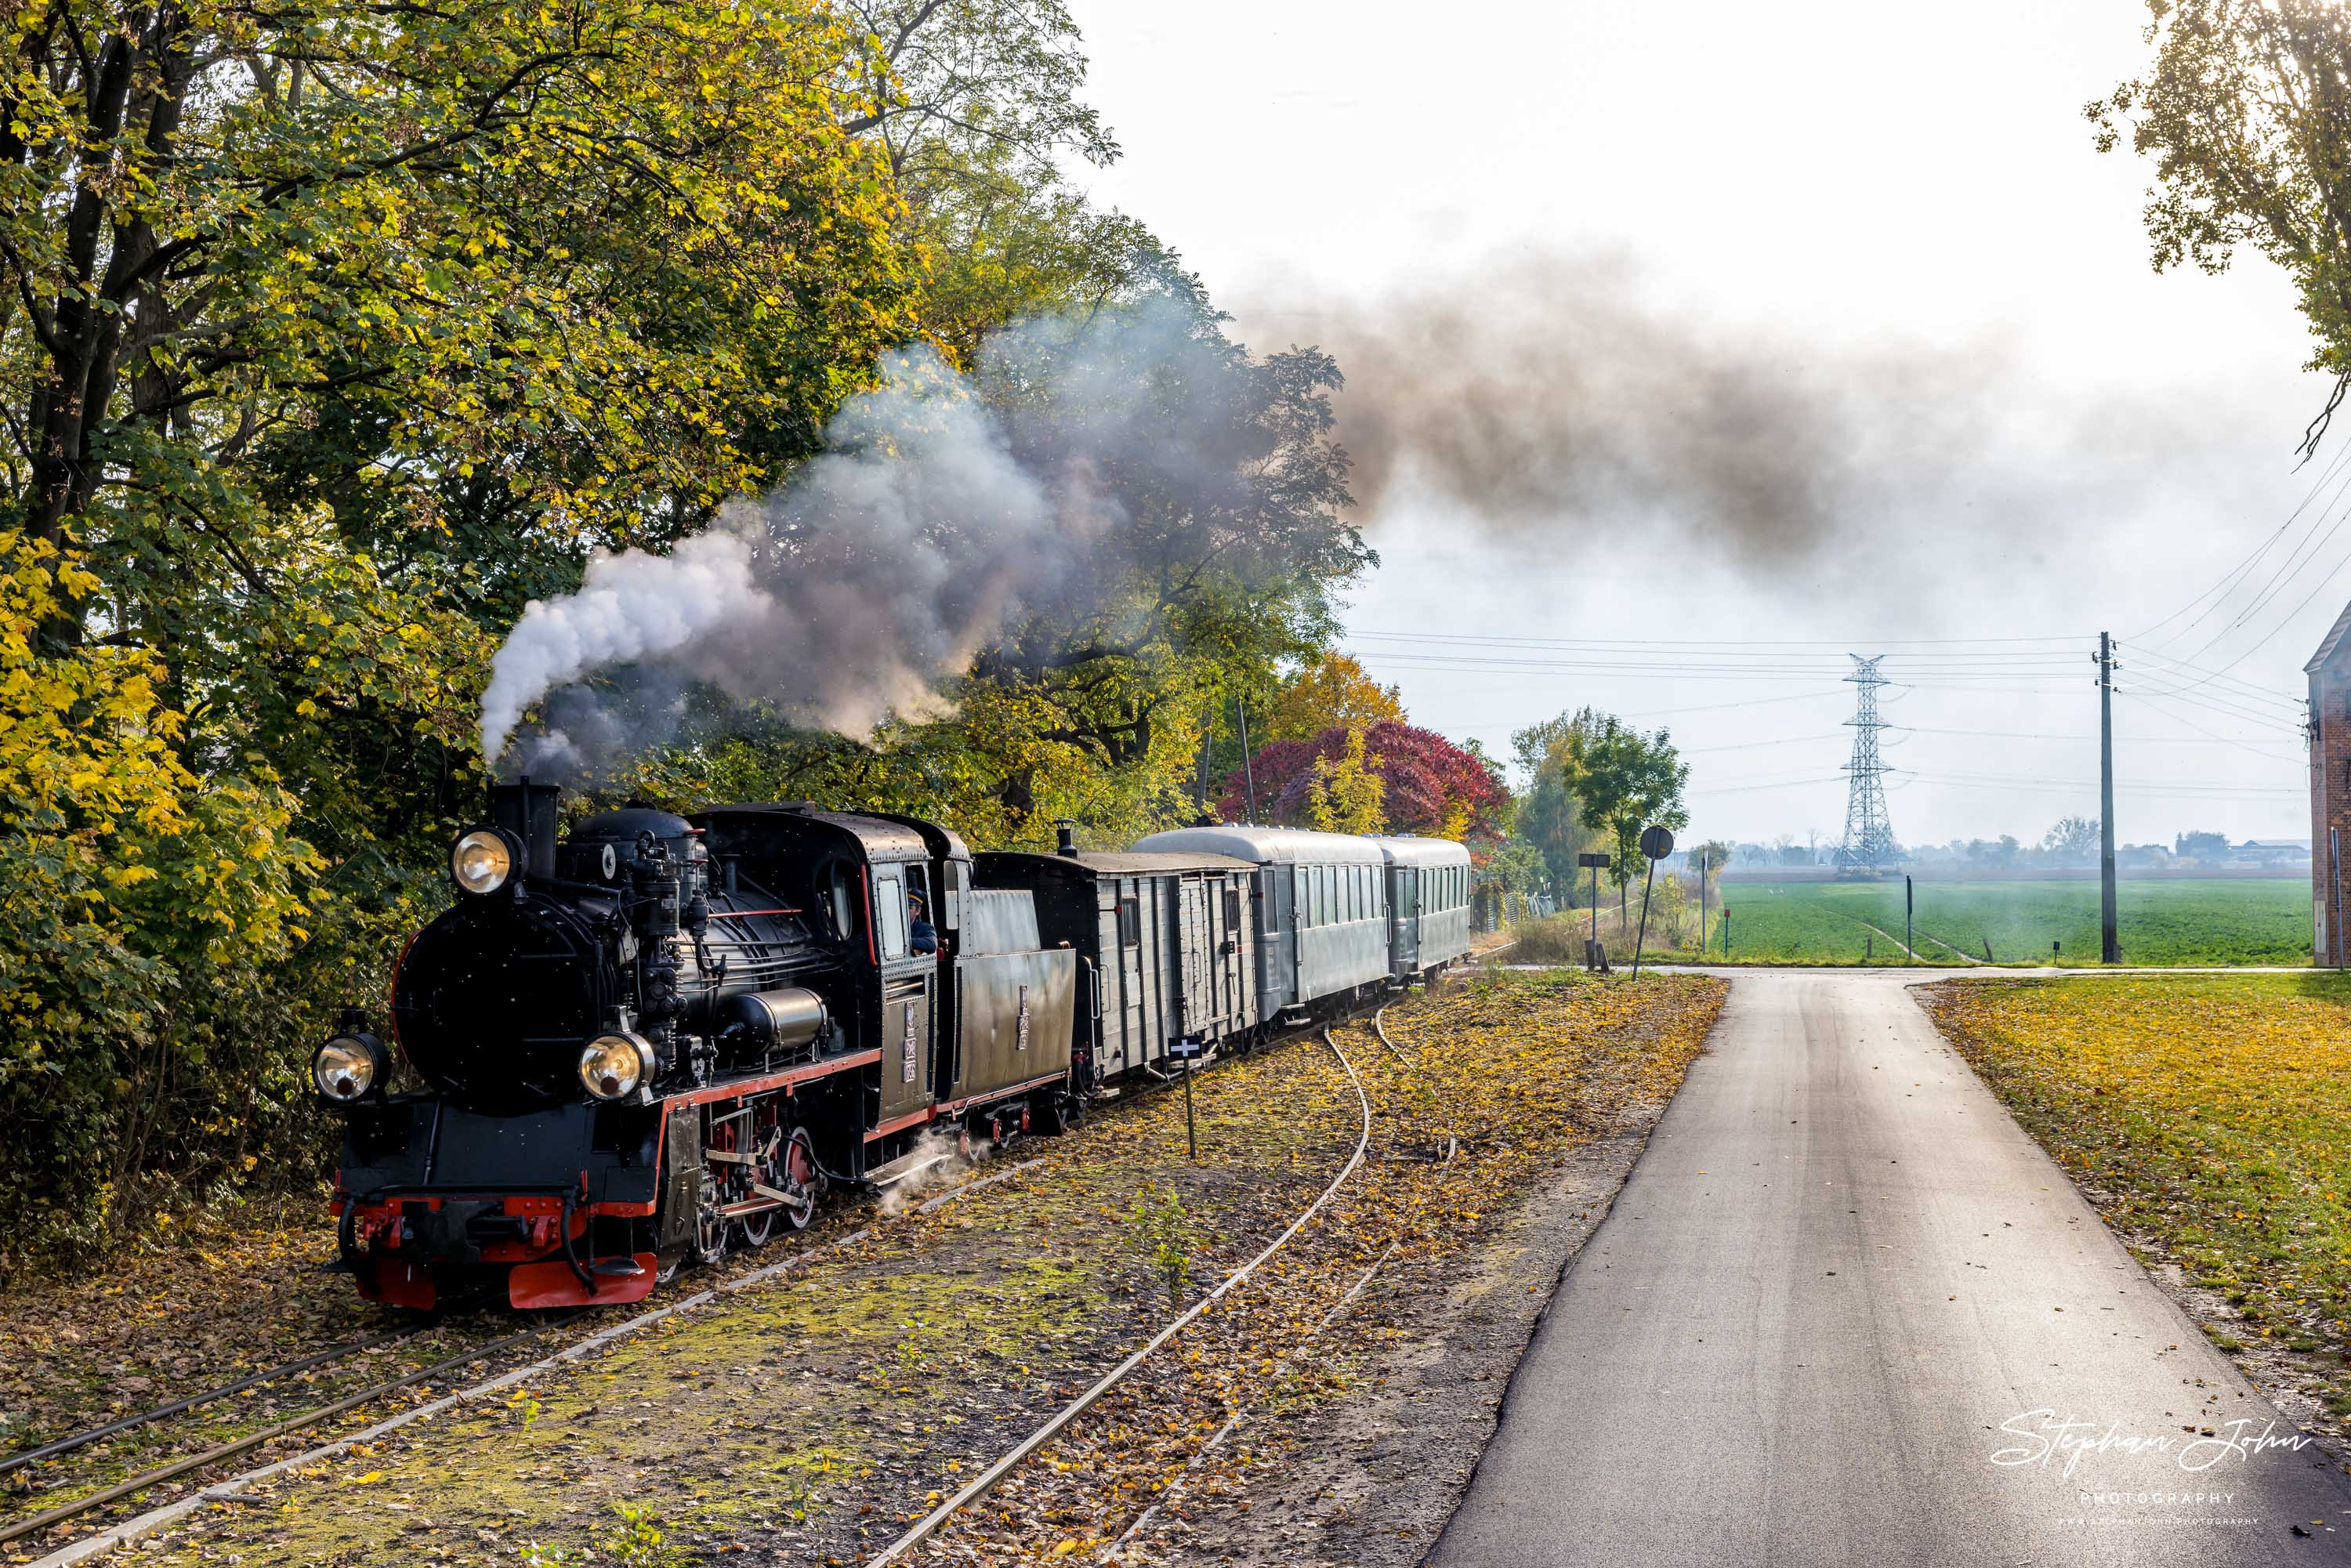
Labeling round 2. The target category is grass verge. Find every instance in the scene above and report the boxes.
[1918,972,2351,1442]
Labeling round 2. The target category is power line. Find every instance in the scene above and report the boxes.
[2131,436,2351,646]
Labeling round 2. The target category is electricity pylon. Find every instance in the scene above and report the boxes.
[1836,655,1897,878]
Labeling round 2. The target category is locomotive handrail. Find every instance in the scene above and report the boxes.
[861,1024,1375,1568]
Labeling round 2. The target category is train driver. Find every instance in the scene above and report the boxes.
[907,891,937,955]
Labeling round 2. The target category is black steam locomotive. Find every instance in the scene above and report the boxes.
[318,784,1471,1310]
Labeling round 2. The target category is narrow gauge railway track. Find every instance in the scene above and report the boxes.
[16,1001,1366,1565]
[0,1327,426,1481]
[862,1019,1379,1568]
[0,1322,564,1548]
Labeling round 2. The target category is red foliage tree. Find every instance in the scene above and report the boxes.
[1217,720,1506,840]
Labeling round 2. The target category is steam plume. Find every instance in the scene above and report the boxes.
[483,295,1299,775]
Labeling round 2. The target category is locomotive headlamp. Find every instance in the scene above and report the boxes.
[449,827,519,896]
[313,1031,388,1103]
[578,1032,653,1100]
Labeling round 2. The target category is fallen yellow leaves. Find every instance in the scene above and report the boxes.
[1922,973,2351,1442]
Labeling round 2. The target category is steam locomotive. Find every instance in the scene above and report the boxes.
[317,783,1473,1310]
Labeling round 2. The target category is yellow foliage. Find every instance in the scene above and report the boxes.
[1306,726,1386,835]
[1264,654,1404,743]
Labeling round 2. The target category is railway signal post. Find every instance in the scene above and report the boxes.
[1172,1035,1202,1159]
[1580,852,1611,971]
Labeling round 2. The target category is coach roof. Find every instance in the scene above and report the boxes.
[1127,824,1388,866]
[1371,835,1475,869]
[976,849,1259,877]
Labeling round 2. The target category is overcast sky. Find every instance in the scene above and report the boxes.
[1071,0,2331,849]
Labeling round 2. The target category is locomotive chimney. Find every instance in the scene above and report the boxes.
[1056,819,1078,858]
[489,777,562,882]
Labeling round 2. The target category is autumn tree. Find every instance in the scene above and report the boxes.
[1512,707,1689,902]
[2092,2,2351,449]
[1262,653,1404,742]
[1220,720,1506,841]
[0,0,920,1266]
[1306,728,1388,834]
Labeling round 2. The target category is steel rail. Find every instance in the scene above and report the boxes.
[0,1327,423,1480]
[860,1023,1377,1568]
[0,1323,557,1547]
[22,1157,1047,1568]
[1107,1235,1404,1558]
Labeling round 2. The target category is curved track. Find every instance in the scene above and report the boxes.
[861,1020,1378,1568]
[20,1005,1394,1566]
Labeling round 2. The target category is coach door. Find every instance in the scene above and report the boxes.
[1393,866,1420,978]
[1173,873,1215,1040]
[1255,865,1297,1012]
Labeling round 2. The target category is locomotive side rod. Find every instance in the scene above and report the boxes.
[861,1022,1377,1568]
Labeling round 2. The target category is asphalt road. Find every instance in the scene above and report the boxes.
[1430,969,2351,1567]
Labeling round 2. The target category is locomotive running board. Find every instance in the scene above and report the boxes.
[864,1149,953,1191]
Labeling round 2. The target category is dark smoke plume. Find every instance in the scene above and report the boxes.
[1289,255,2095,567]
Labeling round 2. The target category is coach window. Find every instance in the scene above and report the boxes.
[875,871,908,960]
[1118,895,1141,947]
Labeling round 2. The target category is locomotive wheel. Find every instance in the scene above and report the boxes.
[776,1128,822,1232]
[694,1195,728,1266]
[736,1206,777,1250]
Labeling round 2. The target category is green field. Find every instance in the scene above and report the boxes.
[1675,878,2313,967]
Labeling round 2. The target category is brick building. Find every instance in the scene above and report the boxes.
[2309,605,2351,965]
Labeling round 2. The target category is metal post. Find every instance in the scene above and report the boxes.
[1906,874,1914,963]
[1235,698,1257,823]
[1632,860,1657,978]
[2098,632,2121,964]
[1183,1056,1197,1160]
[1699,850,1709,955]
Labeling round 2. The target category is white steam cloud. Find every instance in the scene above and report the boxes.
[480,531,772,763]
[481,295,1287,778]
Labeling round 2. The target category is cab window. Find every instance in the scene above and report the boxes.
[875,872,907,960]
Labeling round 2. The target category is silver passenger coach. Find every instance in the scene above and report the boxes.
[1128,825,1393,1016]
[1373,835,1474,982]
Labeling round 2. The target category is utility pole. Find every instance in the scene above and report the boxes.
[2097,632,2120,964]
[1699,850,1709,956]
[1235,697,1258,822]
